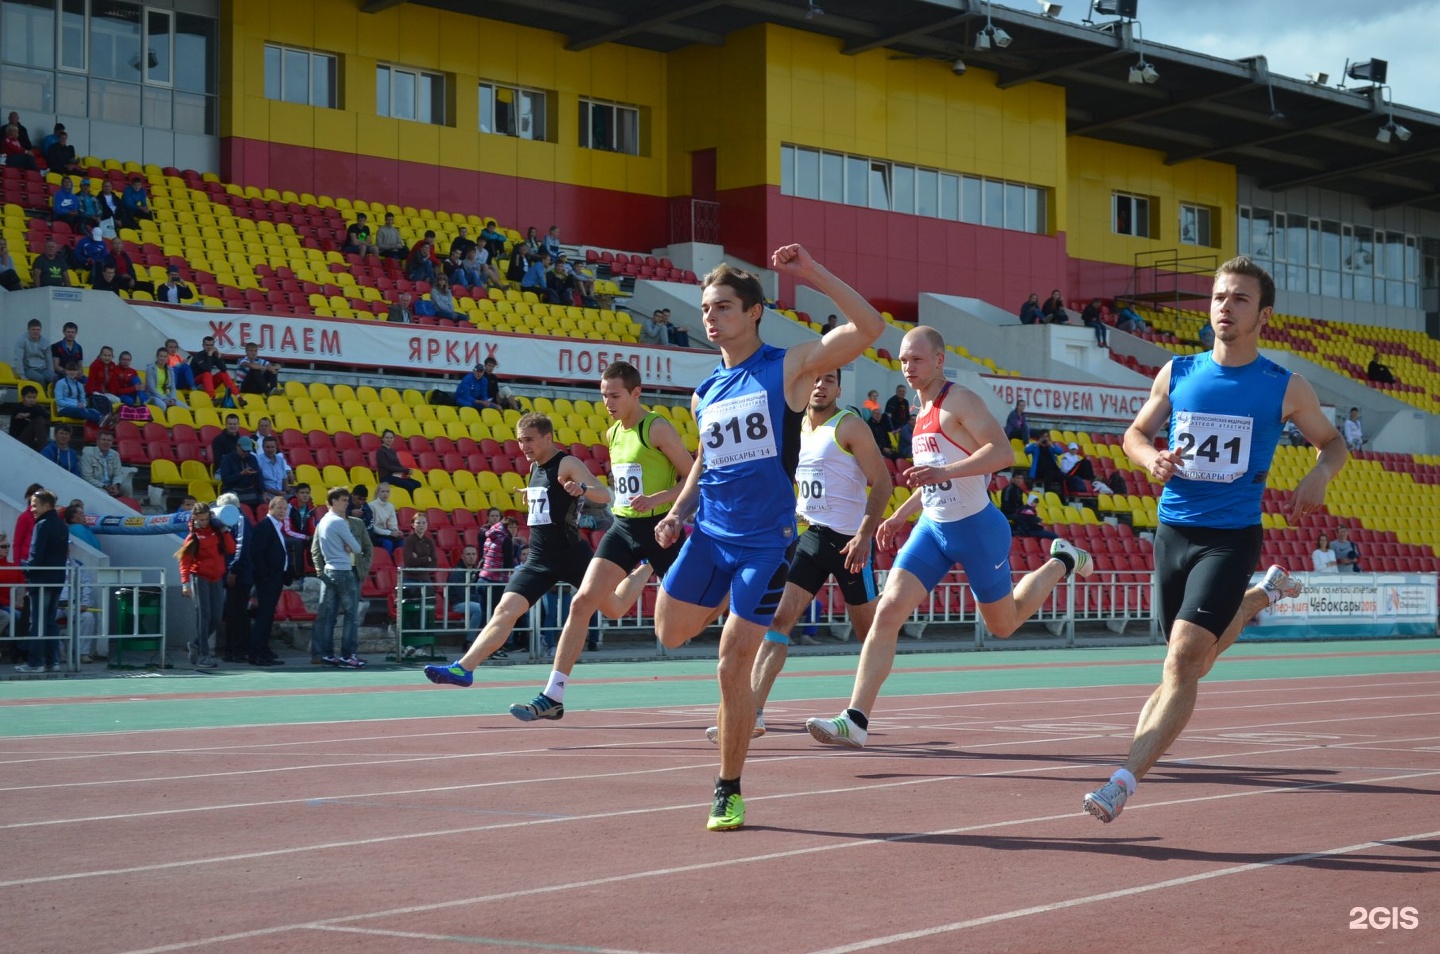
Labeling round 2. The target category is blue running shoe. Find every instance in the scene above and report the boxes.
[424,661,473,687]
[509,693,564,722]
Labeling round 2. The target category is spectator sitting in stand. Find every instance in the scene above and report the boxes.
[42,424,83,476]
[375,211,406,259]
[4,385,51,451]
[118,175,152,230]
[547,254,582,305]
[520,251,548,295]
[442,247,470,288]
[51,177,85,232]
[427,274,461,323]
[479,356,518,411]
[1025,432,1066,498]
[156,266,195,305]
[236,342,280,395]
[6,111,31,149]
[884,385,911,432]
[81,430,130,497]
[0,236,22,291]
[218,436,264,507]
[253,416,278,448]
[95,238,153,295]
[470,245,502,289]
[1330,524,1361,572]
[480,220,508,262]
[447,544,487,633]
[145,346,188,410]
[368,482,402,555]
[449,226,476,261]
[15,318,53,384]
[1018,293,1043,325]
[541,225,562,261]
[999,475,1027,521]
[211,413,244,462]
[1080,297,1109,348]
[865,404,900,460]
[406,230,439,284]
[2,123,37,170]
[45,130,84,176]
[56,361,114,426]
[385,290,413,324]
[1366,351,1396,385]
[661,307,689,347]
[1058,441,1096,494]
[32,238,71,287]
[455,362,501,412]
[50,321,83,378]
[1041,288,1068,324]
[72,227,108,274]
[1114,299,1148,333]
[163,338,198,391]
[75,178,102,230]
[1013,492,1059,540]
[640,308,672,346]
[342,212,377,258]
[568,253,596,303]
[188,335,238,401]
[87,345,142,407]
[39,122,64,155]
[1198,322,1215,349]
[1003,399,1029,442]
[96,180,122,236]
[374,429,423,492]
[90,262,125,295]
[255,435,294,498]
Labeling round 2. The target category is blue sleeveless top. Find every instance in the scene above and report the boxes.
[1158,352,1290,529]
[694,343,801,545]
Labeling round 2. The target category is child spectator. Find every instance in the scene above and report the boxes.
[176,502,233,669]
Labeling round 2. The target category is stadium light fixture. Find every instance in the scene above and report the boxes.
[1346,58,1388,85]
[1128,61,1157,84]
[975,1,1012,51]
[1088,0,1138,22]
[1038,1,1063,17]
[1305,71,1329,85]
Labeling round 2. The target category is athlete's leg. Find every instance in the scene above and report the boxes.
[845,569,930,715]
[975,558,1068,637]
[456,591,533,668]
[1122,619,1213,780]
[716,614,768,779]
[551,558,634,678]
[656,589,722,648]
[1200,584,1273,677]
[748,581,815,711]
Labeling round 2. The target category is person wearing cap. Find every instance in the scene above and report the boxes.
[218,436,264,507]
[75,177,102,227]
[74,226,107,272]
[156,266,195,305]
[454,361,500,412]
[1058,441,1095,494]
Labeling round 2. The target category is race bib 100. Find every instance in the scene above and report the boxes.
[1171,410,1252,483]
[795,464,828,514]
[701,391,775,470]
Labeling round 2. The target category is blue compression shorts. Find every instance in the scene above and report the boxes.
[892,506,1014,604]
[661,525,792,626]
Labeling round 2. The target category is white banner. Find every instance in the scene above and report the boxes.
[1242,572,1438,639]
[980,374,1150,422]
[137,306,715,389]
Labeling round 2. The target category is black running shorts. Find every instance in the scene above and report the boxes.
[593,514,682,578]
[504,539,594,607]
[1153,522,1264,640]
[785,523,879,606]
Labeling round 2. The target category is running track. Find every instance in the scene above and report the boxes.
[2,640,1437,953]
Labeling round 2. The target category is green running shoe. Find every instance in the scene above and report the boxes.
[706,790,745,831]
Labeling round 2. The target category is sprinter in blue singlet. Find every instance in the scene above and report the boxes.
[653,245,885,831]
[1083,256,1348,824]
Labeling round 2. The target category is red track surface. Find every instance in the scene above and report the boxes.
[4,673,1438,953]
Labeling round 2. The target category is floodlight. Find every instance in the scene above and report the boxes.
[1346,58,1388,84]
[1039,1,1063,17]
[1394,122,1411,142]
[1129,60,1157,84]
[1094,0,1138,18]
[993,26,1012,48]
[1376,123,1392,144]
[1305,71,1329,85]
[976,29,992,50]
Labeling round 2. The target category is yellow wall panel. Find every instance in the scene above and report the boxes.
[311,108,358,156]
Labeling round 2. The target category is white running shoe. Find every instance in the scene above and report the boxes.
[705,712,766,744]
[1082,779,1129,823]
[1050,538,1094,578]
[1261,564,1303,601]
[806,713,867,749]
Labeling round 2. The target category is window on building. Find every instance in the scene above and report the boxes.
[2,0,56,69]
[264,44,337,108]
[478,82,547,140]
[1179,204,1212,246]
[1113,192,1151,238]
[378,64,446,124]
[579,98,640,154]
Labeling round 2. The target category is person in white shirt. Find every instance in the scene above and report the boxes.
[1311,532,1339,573]
[311,487,365,667]
[368,481,402,555]
[1342,407,1364,453]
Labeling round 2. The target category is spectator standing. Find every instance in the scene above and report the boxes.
[218,436,263,507]
[246,494,290,666]
[176,502,232,669]
[1081,298,1109,348]
[1330,524,1361,572]
[81,431,129,497]
[286,484,319,576]
[400,512,438,627]
[374,429,423,491]
[5,385,51,451]
[17,490,67,673]
[884,385,911,432]
[375,212,406,258]
[14,319,54,384]
[343,213,376,258]
[41,424,82,476]
[369,482,402,555]
[0,236,23,290]
[0,531,23,642]
[32,238,70,287]
[1342,407,1364,453]
[347,485,375,531]
[1003,399,1029,442]
[864,405,899,460]
[236,341,280,395]
[1311,532,1338,573]
[310,487,366,667]
[480,511,519,621]
[211,496,252,663]
[156,266,195,305]
[385,290,413,324]
[1018,293,1043,325]
[1041,289,1068,324]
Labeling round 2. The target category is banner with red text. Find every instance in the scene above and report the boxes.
[980,374,1150,423]
[139,307,714,390]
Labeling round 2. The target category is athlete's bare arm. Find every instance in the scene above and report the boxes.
[877,488,922,550]
[655,394,704,547]
[1123,362,1183,484]
[770,245,886,411]
[1283,374,1348,519]
[559,455,612,504]
[628,416,696,514]
[902,386,1013,487]
[836,413,894,573]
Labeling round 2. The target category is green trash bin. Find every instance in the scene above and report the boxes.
[398,592,437,659]
[111,586,164,667]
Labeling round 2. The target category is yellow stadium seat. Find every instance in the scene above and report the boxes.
[500,471,526,493]
[150,460,183,486]
[321,465,349,487]
[476,471,502,495]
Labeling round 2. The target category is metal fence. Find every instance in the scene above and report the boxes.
[3,566,169,672]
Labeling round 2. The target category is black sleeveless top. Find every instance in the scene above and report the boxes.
[525,450,582,560]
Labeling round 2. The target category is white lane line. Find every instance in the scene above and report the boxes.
[105,768,1440,954]
[804,827,1440,954]
[306,924,677,953]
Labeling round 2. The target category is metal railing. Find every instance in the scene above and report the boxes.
[395,566,587,662]
[3,566,169,672]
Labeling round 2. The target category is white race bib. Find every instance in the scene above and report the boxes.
[526,486,552,525]
[913,449,960,511]
[700,391,775,470]
[611,462,644,510]
[795,464,828,515]
[1171,411,1253,483]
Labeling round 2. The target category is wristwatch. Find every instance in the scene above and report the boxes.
[579,482,589,493]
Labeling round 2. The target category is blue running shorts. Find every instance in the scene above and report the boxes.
[892,505,1013,604]
[662,525,792,626]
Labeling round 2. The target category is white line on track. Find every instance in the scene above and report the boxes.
[306,924,676,953]
[102,768,1440,954]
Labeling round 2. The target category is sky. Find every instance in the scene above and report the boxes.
[1046,0,1440,116]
